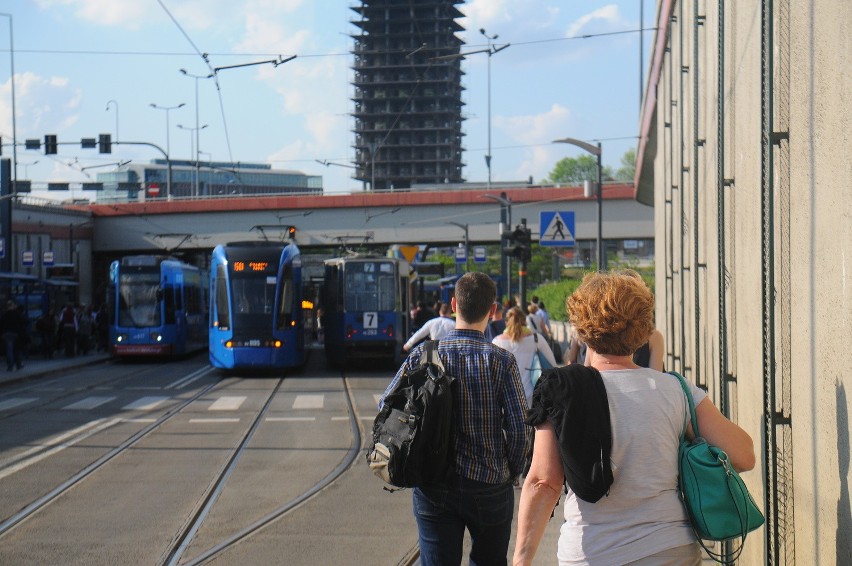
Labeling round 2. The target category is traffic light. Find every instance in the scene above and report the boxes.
[502,224,532,262]
[98,133,112,154]
[44,134,58,155]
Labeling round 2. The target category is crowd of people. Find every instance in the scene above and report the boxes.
[0,301,109,369]
[392,270,756,566]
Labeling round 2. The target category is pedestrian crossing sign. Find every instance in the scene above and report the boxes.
[539,211,575,247]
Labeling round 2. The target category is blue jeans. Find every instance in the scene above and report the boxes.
[3,331,21,369]
[413,476,514,566]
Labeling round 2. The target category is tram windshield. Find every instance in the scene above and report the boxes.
[118,272,161,327]
[344,261,396,312]
[231,276,276,315]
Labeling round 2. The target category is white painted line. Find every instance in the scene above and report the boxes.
[293,394,324,409]
[122,396,169,411]
[0,419,120,481]
[360,416,376,421]
[266,417,316,422]
[331,416,349,421]
[166,367,215,390]
[122,418,157,423]
[189,418,240,423]
[63,396,117,410]
[0,419,106,468]
[0,398,37,411]
[209,396,247,411]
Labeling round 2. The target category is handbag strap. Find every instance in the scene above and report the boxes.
[669,371,699,438]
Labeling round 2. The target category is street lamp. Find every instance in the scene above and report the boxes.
[150,103,185,200]
[447,221,470,272]
[479,29,510,190]
[552,137,604,270]
[179,69,214,198]
[178,124,208,197]
[106,99,119,141]
[19,160,38,178]
[481,192,512,301]
[430,34,509,190]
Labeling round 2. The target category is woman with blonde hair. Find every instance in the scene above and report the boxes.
[492,306,557,406]
[513,270,755,565]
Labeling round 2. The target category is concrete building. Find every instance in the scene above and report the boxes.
[350,0,465,191]
[636,1,851,563]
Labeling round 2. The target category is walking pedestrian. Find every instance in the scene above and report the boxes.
[513,271,755,565]
[1,300,26,370]
[403,302,454,352]
[59,303,78,357]
[381,272,531,566]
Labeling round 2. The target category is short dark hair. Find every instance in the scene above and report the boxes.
[454,272,496,323]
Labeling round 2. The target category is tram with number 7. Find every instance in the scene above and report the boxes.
[320,254,410,366]
[208,241,305,371]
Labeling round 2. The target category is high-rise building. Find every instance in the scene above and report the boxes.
[350,1,465,191]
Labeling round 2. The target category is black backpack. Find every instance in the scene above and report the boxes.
[366,341,456,489]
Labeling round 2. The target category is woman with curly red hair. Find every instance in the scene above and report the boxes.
[513,270,755,565]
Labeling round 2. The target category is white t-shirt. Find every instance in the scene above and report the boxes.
[557,367,707,565]
[492,332,557,406]
[404,316,455,349]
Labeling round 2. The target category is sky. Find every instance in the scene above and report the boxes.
[0,0,657,201]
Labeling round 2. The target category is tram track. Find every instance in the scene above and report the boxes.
[170,369,365,565]
[0,374,220,537]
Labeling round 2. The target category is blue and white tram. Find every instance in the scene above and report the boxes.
[208,241,305,371]
[320,255,410,365]
[108,255,208,357]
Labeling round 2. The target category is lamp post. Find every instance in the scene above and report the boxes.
[1,13,17,191]
[179,69,213,198]
[106,99,119,141]
[552,137,604,270]
[178,124,208,197]
[20,159,37,178]
[447,221,470,272]
[150,103,184,200]
[430,35,509,191]
[481,192,512,302]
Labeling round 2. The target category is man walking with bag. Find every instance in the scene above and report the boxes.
[380,272,531,566]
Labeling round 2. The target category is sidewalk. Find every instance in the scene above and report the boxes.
[0,351,111,387]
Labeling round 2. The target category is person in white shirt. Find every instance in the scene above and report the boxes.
[526,303,551,339]
[403,302,455,351]
[492,306,557,406]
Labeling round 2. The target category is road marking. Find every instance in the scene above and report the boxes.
[63,396,117,410]
[0,419,107,469]
[0,418,120,481]
[293,394,324,409]
[0,398,37,411]
[166,367,214,390]
[123,418,157,423]
[189,418,240,423]
[267,416,315,422]
[122,396,169,411]
[209,396,247,411]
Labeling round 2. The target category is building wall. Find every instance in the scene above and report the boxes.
[639,1,852,564]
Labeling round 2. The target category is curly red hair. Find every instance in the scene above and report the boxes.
[566,270,655,356]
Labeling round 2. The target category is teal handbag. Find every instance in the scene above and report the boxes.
[670,371,764,563]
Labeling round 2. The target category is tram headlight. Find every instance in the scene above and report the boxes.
[116,334,127,343]
[150,333,163,343]
[225,340,233,349]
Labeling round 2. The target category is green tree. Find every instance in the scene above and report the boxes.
[547,154,614,185]
[615,147,636,182]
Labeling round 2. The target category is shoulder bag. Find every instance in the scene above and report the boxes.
[529,333,553,387]
[670,371,764,563]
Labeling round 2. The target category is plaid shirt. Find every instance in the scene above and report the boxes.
[380,329,531,484]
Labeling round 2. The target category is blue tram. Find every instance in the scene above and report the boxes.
[208,241,305,371]
[108,255,208,357]
[320,255,410,365]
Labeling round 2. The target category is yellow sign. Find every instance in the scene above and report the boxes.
[397,245,419,264]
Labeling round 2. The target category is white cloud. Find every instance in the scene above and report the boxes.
[494,104,573,182]
[35,0,150,28]
[566,5,623,38]
[0,72,82,138]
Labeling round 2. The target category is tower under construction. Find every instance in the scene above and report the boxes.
[350,1,465,191]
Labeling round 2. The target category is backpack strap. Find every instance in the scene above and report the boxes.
[421,340,445,372]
